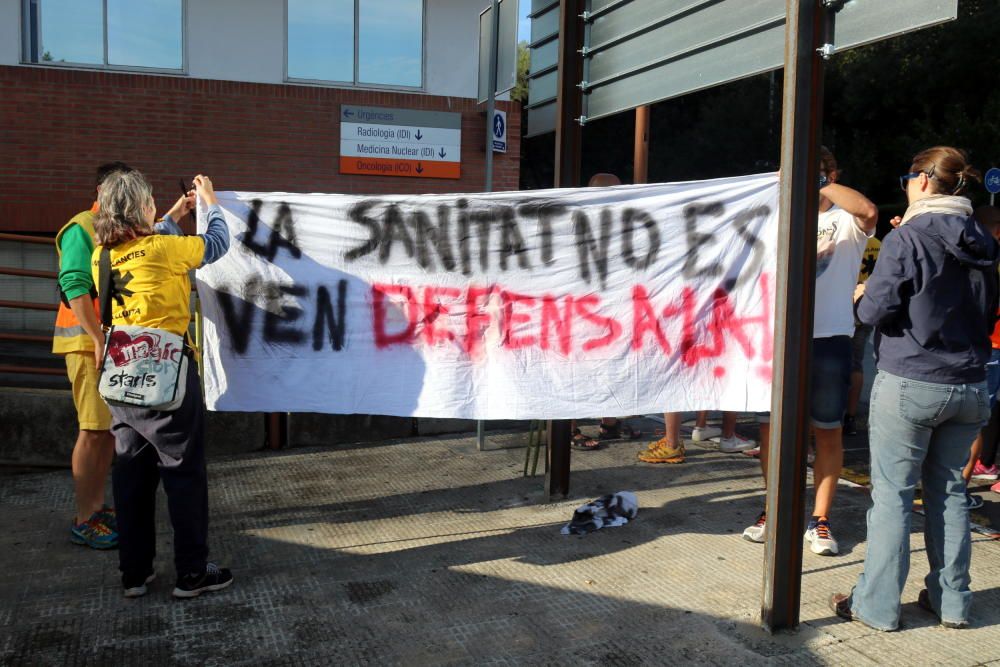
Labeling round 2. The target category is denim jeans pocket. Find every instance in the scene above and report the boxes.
[975,386,991,424]
[898,380,953,426]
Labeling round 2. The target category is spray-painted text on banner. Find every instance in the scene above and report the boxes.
[196,174,778,418]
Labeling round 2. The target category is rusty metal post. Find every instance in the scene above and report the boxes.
[761,0,829,632]
[266,413,288,450]
[546,0,585,501]
[634,106,650,184]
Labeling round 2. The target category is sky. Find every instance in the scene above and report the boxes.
[518,1,531,43]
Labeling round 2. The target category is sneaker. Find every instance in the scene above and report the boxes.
[843,415,858,436]
[123,571,156,598]
[719,434,757,453]
[966,492,984,510]
[638,438,685,464]
[691,426,721,442]
[96,505,117,532]
[742,511,766,543]
[991,480,1000,494]
[70,515,119,550]
[972,462,1000,481]
[805,517,839,556]
[173,563,234,599]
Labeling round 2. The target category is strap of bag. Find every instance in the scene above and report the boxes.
[98,247,113,327]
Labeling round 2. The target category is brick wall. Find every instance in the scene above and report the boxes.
[0,65,521,233]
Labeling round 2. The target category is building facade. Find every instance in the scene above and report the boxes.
[0,0,521,234]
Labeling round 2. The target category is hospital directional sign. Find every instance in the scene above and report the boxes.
[339,105,462,179]
[581,0,958,122]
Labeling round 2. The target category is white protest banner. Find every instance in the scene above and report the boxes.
[196,174,778,418]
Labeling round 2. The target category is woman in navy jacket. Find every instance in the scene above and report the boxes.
[831,146,998,631]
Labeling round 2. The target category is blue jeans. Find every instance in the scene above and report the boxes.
[848,370,989,630]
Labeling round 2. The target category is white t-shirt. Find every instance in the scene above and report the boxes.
[814,205,872,338]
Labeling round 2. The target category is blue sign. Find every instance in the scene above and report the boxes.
[492,109,507,153]
[985,167,1000,195]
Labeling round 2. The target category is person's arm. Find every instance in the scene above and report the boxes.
[199,205,230,265]
[68,296,105,368]
[57,224,104,366]
[192,175,230,266]
[822,182,878,233]
[158,193,195,235]
[155,215,184,236]
[856,229,914,327]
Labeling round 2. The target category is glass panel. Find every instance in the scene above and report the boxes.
[358,0,422,87]
[39,0,103,64]
[107,0,183,69]
[530,4,558,45]
[288,0,355,82]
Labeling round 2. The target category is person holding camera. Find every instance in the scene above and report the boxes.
[93,170,233,599]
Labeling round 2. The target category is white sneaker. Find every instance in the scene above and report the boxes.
[742,512,766,543]
[719,434,757,453]
[805,519,839,556]
[691,425,722,442]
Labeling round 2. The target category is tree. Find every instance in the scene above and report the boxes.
[511,41,530,103]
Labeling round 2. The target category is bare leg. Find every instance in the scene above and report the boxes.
[695,411,708,429]
[846,370,864,418]
[663,412,682,445]
[758,422,770,482]
[963,434,983,484]
[72,429,115,524]
[812,426,843,518]
[722,412,737,439]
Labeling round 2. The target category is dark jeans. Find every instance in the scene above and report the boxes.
[111,359,209,578]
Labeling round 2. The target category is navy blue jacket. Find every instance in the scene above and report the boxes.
[858,210,999,384]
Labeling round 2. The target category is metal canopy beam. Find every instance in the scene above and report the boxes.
[581,0,957,123]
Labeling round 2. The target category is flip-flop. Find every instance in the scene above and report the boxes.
[570,429,601,451]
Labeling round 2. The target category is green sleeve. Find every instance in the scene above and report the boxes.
[57,224,96,301]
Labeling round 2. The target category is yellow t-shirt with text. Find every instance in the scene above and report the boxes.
[92,234,205,337]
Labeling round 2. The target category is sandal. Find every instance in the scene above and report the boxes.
[598,420,621,440]
[570,428,601,450]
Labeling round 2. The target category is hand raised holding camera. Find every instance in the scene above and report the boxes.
[165,192,196,222]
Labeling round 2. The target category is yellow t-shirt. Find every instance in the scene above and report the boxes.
[92,234,205,337]
[857,236,881,284]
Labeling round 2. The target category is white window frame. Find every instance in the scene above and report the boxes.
[284,0,427,92]
[20,0,188,75]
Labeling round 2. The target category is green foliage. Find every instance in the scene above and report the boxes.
[511,41,530,103]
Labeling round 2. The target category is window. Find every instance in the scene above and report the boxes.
[22,0,184,71]
[287,0,424,89]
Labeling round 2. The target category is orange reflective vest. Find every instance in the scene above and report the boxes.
[52,206,101,354]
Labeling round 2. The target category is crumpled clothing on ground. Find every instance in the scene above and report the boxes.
[561,491,638,535]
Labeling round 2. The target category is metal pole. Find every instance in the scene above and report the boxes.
[477,0,501,452]
[484,0,500,193]
[634,106,650,184]
[546,0,585,501]
[761,0,828,632]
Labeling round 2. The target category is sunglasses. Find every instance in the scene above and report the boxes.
[900,172,924,192]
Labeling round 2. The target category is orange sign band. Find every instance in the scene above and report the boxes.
[339,156,461,180]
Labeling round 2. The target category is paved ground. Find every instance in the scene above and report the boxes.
[3,417,1000,666]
